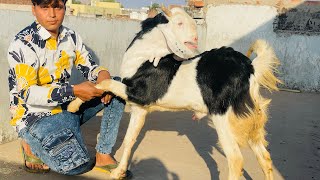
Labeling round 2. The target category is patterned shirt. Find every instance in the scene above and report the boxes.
[8,21,107,132]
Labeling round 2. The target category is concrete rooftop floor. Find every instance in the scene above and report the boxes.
[0,91,319,180]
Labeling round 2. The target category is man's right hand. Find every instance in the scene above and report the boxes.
[73,81,105,101]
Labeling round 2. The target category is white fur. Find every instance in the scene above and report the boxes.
[121,7,198,78]
[155,58,207,113]
[121,28,171,78]
[111,106,147,179]
[211,110,243,180]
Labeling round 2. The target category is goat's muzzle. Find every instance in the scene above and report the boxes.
[184,41,198,49]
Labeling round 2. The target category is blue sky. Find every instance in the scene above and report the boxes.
[117,0,187,8]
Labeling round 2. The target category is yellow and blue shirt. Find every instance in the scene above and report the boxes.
[8,21,107,132]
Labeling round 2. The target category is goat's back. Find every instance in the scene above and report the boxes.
[122,47,255,115]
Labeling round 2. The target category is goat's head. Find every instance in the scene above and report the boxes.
[158,7,199,59]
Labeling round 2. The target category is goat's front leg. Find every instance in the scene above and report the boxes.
[67,79,128,113]
[67,98,84,112]
[67,81,110,113]
[110,106,148,179]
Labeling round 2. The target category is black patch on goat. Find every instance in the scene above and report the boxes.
[126,13,169,51]
[196,47,255,117]
[122,54,181,105]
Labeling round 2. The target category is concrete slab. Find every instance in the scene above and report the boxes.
[0,91,319,180]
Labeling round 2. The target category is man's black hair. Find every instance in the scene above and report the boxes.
[31,0,67,6]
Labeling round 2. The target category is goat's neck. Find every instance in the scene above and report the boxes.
[125,28,171,59]
[120,28,171,78]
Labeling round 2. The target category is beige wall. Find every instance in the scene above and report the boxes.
[68,3,121,17]
[205,4,320,92]
[205,0,306,11]
[0,0,32,5]
[96,1,121,9]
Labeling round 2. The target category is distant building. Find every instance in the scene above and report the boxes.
[188,0,204,8]
[0,0,32,12]
[185,0,205,24]
[0,0,32,5]
[122,7,149,21]
[168,4,185,9]
[129,11,148,21]
[67,0,121,17]
[148,8,158,18]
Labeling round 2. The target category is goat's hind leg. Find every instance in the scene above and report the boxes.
[249,139,273,180]
[110,106,147,179]
[210,113,243,180]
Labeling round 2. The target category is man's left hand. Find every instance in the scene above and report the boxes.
[97,70,112,104]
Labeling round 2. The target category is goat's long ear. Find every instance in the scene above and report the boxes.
[161,5,172,17]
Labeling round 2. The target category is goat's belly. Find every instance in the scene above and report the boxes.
[145,104,194,112]
[122,54,207,113]
[144,94,207,113]
[152,100,207,113]
[155,59,207,113]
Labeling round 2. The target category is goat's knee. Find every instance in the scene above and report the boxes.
[249,141,274,180]
[227,155,244,180]
[124,136,137,148]
[261,152,273,180]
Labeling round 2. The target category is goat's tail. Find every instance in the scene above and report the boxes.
[235,39,281,146]
[228,40,281,147]
[247,39,282,91]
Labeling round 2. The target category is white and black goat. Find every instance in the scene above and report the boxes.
[68,7,280,180]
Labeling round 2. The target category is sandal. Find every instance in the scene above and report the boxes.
[21,144,50,173]
[94,164,133,179]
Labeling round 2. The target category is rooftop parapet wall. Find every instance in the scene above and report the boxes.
[205,0,308,11]
[205,4,320,92]
[204,0,320,36]
[69,4,121,17]
[0,0,32,5]
[0,3,31,11]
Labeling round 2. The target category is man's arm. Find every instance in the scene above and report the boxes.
[96,70,112,104]
[73,33,112,104]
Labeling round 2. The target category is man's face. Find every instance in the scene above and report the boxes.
[32,0,65,37]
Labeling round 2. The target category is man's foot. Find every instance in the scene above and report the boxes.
[95,152,117,166]
[21,140,50,173]
[94,153,132,179]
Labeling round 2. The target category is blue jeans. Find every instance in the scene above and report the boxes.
[19,95,125,175]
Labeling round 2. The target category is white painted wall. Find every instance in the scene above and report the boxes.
[206,5,320,92]
[130,11,148,20]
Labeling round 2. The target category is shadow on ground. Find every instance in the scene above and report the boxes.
[83,91,320,180]
[83,104,264,179]
[1,91,319,180]
[0,160,96,180]
[266,91,320,180]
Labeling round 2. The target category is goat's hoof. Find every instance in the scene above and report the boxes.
[110,168,126,179]
[67,105,79,113]
[67,98,83,113]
